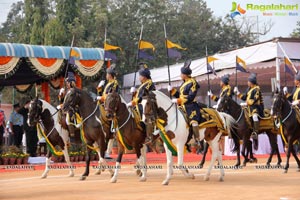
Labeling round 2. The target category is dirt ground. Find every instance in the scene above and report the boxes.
[1,158,300,200]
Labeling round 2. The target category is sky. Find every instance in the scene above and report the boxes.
[0,0,299,42]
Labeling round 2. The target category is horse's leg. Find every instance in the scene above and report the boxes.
[94,149,102,175]
[204,132,222,181]
[110,145,124,183]
[136,144,147,182]
[290,142,300,172]
[231,133,241,167]
[266,132,282,166]
[249,140,257,163]
[217,139,225,182]
[62,146,74,177]
[178,141,194,180]
[241,138,249,166]
[41,149,51,179]
[284,140,293,173]
[80,146,91,180]
[199,143,209,168]
[162,143,173,185]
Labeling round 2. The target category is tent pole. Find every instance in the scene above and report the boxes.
[276,57,280,89]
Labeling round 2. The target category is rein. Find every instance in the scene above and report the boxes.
[71,103,99,128]
[111,107,132,132]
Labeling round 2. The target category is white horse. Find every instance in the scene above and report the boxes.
[142,91,236,185]
[28,98,104,179]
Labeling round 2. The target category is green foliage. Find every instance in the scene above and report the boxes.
[290,21,300,38]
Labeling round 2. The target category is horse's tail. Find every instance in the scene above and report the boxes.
[219,112,238,136]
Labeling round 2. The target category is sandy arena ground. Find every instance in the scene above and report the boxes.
[1,157,300,200]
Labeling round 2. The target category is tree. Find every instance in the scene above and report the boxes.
[291,21,300,38]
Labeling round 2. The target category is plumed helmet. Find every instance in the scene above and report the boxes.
[248,73,257,84]
[221,74,230,85]
[138,62,151,79]
[180,59,192,75]
[66,72,76,83]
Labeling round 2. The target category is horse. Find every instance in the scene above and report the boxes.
[104,91,147,183]
[271,90,300,173]
[27,97,75,178]
[217,94,282,166]
[62,88,114,180]
[142,91,238,184]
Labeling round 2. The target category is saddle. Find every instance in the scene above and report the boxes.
[292,106,300,124]
[129,107,144,132]
[243,108,276,131]
[200,108,228,135]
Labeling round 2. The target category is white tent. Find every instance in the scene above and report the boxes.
[123,38,300,90]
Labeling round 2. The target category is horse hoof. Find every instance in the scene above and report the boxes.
[219,177,224,182]
[297,168,300,172]
[94,170,101,175]
[110,178,117,183]
[283,170,288,174]
[80,176,86,181]
[199,164,204,169]
[139,177,147,182]
[68,173,75,177]
[191,174,195,179]
[204,176,209,181]
[162,180,169,185]
[136,169,142,176]
[41,175,47,179]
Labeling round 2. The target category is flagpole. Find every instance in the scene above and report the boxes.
[164,23,172,98]
[235,56,238,101]
[206,46,211,107]
[64,34,75,80]
[284,57,287,86]
[133,25,143,87]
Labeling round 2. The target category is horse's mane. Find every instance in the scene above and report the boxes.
[39,99,56,115]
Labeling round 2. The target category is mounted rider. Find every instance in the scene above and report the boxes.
[57,71,77,138]
[168,60,202,148]
[208,74,233,106]
[96,65,119,159]
[234,73,264,139]
[283,72,300,107]
[127,63,156,143]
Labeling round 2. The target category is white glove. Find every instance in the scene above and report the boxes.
[171,99,178,104]
[96,96,101,101]
[292,100,299,106]
[130,87,136,93]
[207,90,213,97]
[240,102,247,107]
[56,104,62,110]
[283,87,288,95]
[126,102,133,107]
[98,80,105,87]
[167,85,173,92]
[212,105,217,109]
[234,86,240,95]
[59,88,65,96]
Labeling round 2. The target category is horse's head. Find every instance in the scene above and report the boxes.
[104,91,121,120]
[62,88,80,113]
[216,93,231,112]
[271,89,286,119]
[28,97,43,126]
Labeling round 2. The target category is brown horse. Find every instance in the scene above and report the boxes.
[28,97,77,178]
[104,91,147,183]
[217,94,282,166]
[271,90,300,173]
[62,88,114,180]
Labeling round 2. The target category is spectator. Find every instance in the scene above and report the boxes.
[9,103,24,148]
[19,100,38,157]
[0,101,6,147]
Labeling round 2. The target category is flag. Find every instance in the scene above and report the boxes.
[138,49,154,60]
[139,40,155,51]
[166,39,187,50]
[104,42,122,51]
[167,48,182,59]
[207,56,217,75]
[70,49,80,57]
[104,51,117,61]
[236,56,248,73]
[284,57,295,77]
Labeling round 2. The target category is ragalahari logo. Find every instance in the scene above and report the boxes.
[230,2,246,18]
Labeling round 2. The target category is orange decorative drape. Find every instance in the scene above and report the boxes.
[41,82,50,102]
[107,60,111,68]
[76,74,82,89]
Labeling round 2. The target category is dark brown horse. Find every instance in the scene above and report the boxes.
[28,97,77,178]
[104,91,147,183]
[271,90,300,173]
[62,88,113,180]
[217,94,282,166]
